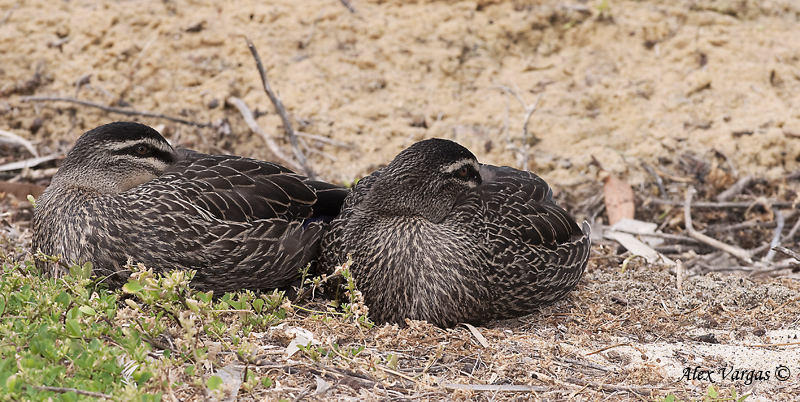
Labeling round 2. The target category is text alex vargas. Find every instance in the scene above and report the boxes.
[682,366,769,385]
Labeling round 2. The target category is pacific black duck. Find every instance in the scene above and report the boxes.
[32,121,347,292]
[320,138,591,328]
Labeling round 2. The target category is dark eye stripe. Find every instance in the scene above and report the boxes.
[116,144,175,164]
[453,165,476,178]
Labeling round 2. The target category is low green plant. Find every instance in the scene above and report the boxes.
[0,256,161,401]
[659,385,749,402]
[0,252,301,401]
[330,257,373,329]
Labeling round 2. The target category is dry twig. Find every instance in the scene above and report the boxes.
[226,96,304,173]
[684,186,753,264]
[585,343,631,357]
[0,129,39,157]
[772,246,800,261]
[763,209,785,263]
[19,96,209,127]
[492,85,544,169]
[442,384,550,392]
[245,38,315,179]
[339,0,357,13]
[716,175,755,201]
[783,215,800,241]
[301,8,327,49]
[641,162,666,196]
[651,198,794,209]
[0,3,18,25]
[27,385,112,400]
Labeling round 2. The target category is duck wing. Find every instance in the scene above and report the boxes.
[162,150,319,223]
[461,165,591,318]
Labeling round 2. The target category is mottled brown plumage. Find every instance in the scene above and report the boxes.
[32,121,347,292]
[320,138,590,328]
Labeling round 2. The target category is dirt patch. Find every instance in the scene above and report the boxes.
[2,0,800,400]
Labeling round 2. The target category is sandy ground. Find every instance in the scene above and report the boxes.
[2,0,800,400]
[3,0,800,185]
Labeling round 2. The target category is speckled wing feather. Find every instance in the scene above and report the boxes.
[456,165,590,318]
[81,153,330,291]
[171,150,318,222]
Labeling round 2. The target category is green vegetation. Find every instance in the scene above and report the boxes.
[0,256,161,401]
[0,252,367,401]
[659,385,749,402]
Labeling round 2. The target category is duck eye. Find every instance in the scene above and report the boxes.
[456,166,469,178]
[135,145,150,156]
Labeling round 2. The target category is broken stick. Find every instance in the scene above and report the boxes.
[245,38,315,179]
[684,186,753,264]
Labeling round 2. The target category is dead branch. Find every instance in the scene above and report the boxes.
[649,198,794,209]
[783,214,800,241]
[301,8,327,49]
[442,384,550,392]
[608,227,701,244]
[226,96,304,173]
[295,131,352,149]
[772,245,800,261]
[585,342,631,356]
[492,85,544,169]
[566,379,665,395]
[340,0,357,13]
[684,186,753,264]
[19,96,210,127]
[763,209,785,262]
[641,162,666,196]
[556,357,613,373]
[0,154,61,172]
[716,175,755,201]
[245,38,315,179]
[27,385,112,400]
[0,3,17,25]
[0,129,39,157]
[462,323,489,348]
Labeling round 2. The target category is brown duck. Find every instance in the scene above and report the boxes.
[320,138,591,327]
[33,121,347,292]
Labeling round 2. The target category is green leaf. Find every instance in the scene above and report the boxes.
[65,318,82,337]
[5,374,17,392]
[707,385,718,398]
[78,306,97,316]
[185,365,196,376]
[252,298,264,313]
[69,264,82,278]
[82,262,93,279]
[0,295,5,316]
[62,391,78,402]
[261,376,272,388]
[123,280,144,293]
[66,307,80,320]
[207,375,223,390]
[135,371,153,386]
[54,291,70,306]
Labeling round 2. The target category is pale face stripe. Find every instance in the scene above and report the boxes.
[105,138,172,153]
[440,158,479,174]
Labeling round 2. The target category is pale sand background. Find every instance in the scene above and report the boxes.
[3,0,799,187]
[2,1,800,400]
